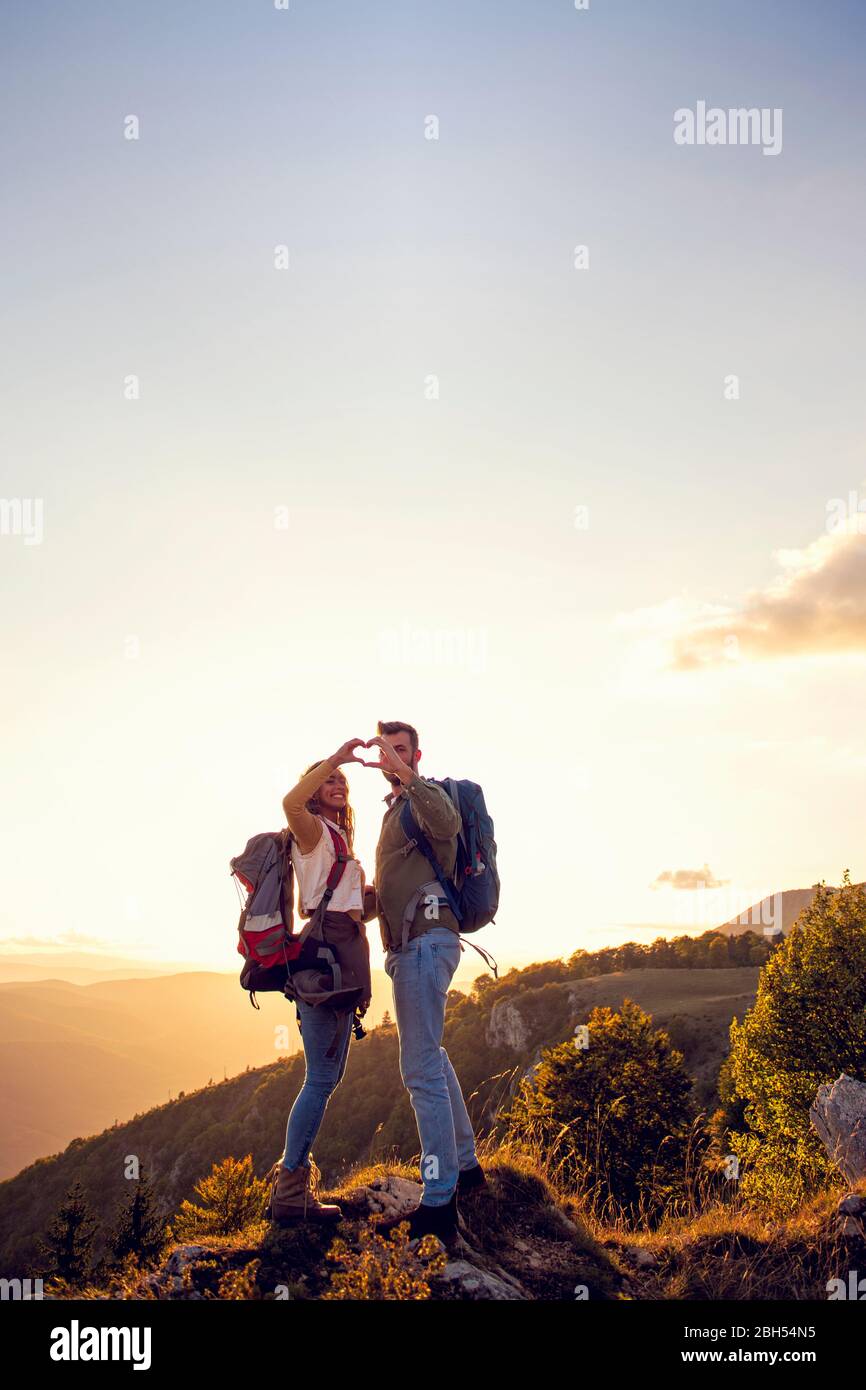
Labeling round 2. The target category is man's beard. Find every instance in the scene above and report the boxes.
[383,771,400,787]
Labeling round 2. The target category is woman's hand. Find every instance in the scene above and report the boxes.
[361,736,414,782]
[329,738,368,766]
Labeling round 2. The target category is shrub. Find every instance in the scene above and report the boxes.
[726,877,866,1213]
[504,999,693,1223]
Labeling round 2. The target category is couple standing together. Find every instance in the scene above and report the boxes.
[268,719,484,1243]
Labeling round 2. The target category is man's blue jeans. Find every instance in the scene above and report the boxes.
[385,925,478,1205]
[283,999,353,1170]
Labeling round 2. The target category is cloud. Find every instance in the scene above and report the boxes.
[0,931,115,953]
[668,522,866,670]
[651,864,729,891]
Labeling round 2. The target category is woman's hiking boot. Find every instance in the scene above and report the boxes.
[266,1157,343,1226]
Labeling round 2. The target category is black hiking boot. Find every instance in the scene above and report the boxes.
[457,1163,487,1197]
[378,1194,459,1245]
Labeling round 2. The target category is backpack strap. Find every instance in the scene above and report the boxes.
[399,800,464,926]
[446,778,468,855]
[400,881,448,951]
[294,823,350,947]
[459,936,499,977]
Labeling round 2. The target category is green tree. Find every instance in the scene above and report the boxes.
[108,1173,163,1264]
[504,999,693,1221]
[39,1181,97,1286]
[169,1155,269,1240]
[726,877,866,1213]
[708,935,729,967]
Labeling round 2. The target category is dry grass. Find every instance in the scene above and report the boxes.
[62,1144,866,1302]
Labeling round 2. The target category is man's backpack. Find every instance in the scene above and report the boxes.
[399,778,500,935]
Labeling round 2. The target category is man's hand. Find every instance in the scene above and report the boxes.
[361,736,415,783]
[329,738,368,766]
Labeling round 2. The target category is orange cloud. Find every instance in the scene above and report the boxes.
[670,524,866,669]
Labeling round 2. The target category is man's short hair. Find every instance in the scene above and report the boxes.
[377,720,419,760]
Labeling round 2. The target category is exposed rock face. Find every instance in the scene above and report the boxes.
[487,998,530,1051]
[809,1073,866,1184]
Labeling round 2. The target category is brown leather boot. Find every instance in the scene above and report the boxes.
[267,1157,343,1225]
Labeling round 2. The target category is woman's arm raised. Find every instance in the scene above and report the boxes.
[281,739,366,854]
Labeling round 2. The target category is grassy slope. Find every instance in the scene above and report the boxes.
[67,1153,866,1303]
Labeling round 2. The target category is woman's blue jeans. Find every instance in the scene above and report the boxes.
[282,999,353,1171]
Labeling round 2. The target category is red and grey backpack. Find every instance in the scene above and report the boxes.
[231,823,358,1011]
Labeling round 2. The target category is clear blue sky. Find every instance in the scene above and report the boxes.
[2,1,865,972]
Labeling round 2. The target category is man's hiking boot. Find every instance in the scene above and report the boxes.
[266,1158,343,1226]
[457,1163,487,1197]
[377,1193,459,1245]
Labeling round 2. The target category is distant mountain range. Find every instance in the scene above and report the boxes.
[0,969,394,1180]
[0,950,202,986]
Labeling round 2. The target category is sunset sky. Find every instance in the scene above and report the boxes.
[2,1,866,977]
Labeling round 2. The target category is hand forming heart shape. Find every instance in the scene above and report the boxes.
[329,736,409,773]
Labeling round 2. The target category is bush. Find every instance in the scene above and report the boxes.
[504,999,693,1223]
[726,877,866,1213]
[168,1155,269,1240]
[323,1222,446,1300]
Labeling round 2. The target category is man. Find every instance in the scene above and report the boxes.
[367,719,485,1242]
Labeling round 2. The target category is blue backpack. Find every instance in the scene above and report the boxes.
[399,778,500,938]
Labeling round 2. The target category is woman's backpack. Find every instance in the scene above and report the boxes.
[232,829,298,1006]
[232,822,368,1022]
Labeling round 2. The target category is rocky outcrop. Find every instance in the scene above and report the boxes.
[355,1175,421,1221]
[344,1164,623,1300]
[809,1073,866,1184]
[486,998,530,1051]
[835,1192,866,1238]
[143,1244,214,1298]
[435,1258,524,1300]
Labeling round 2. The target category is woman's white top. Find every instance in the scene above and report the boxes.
[291,816,364,916]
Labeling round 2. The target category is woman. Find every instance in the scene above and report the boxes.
[267,737,376,1225]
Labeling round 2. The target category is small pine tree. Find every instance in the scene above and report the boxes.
[39,1181,98,1286]
[108,1173,163,1265]
[168,1155,269,1241]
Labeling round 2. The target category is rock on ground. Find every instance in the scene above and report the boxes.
[355,1175,421,1220]
[436,1258,525,1300]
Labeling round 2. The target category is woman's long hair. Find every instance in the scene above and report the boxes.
[301,760,355,850]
